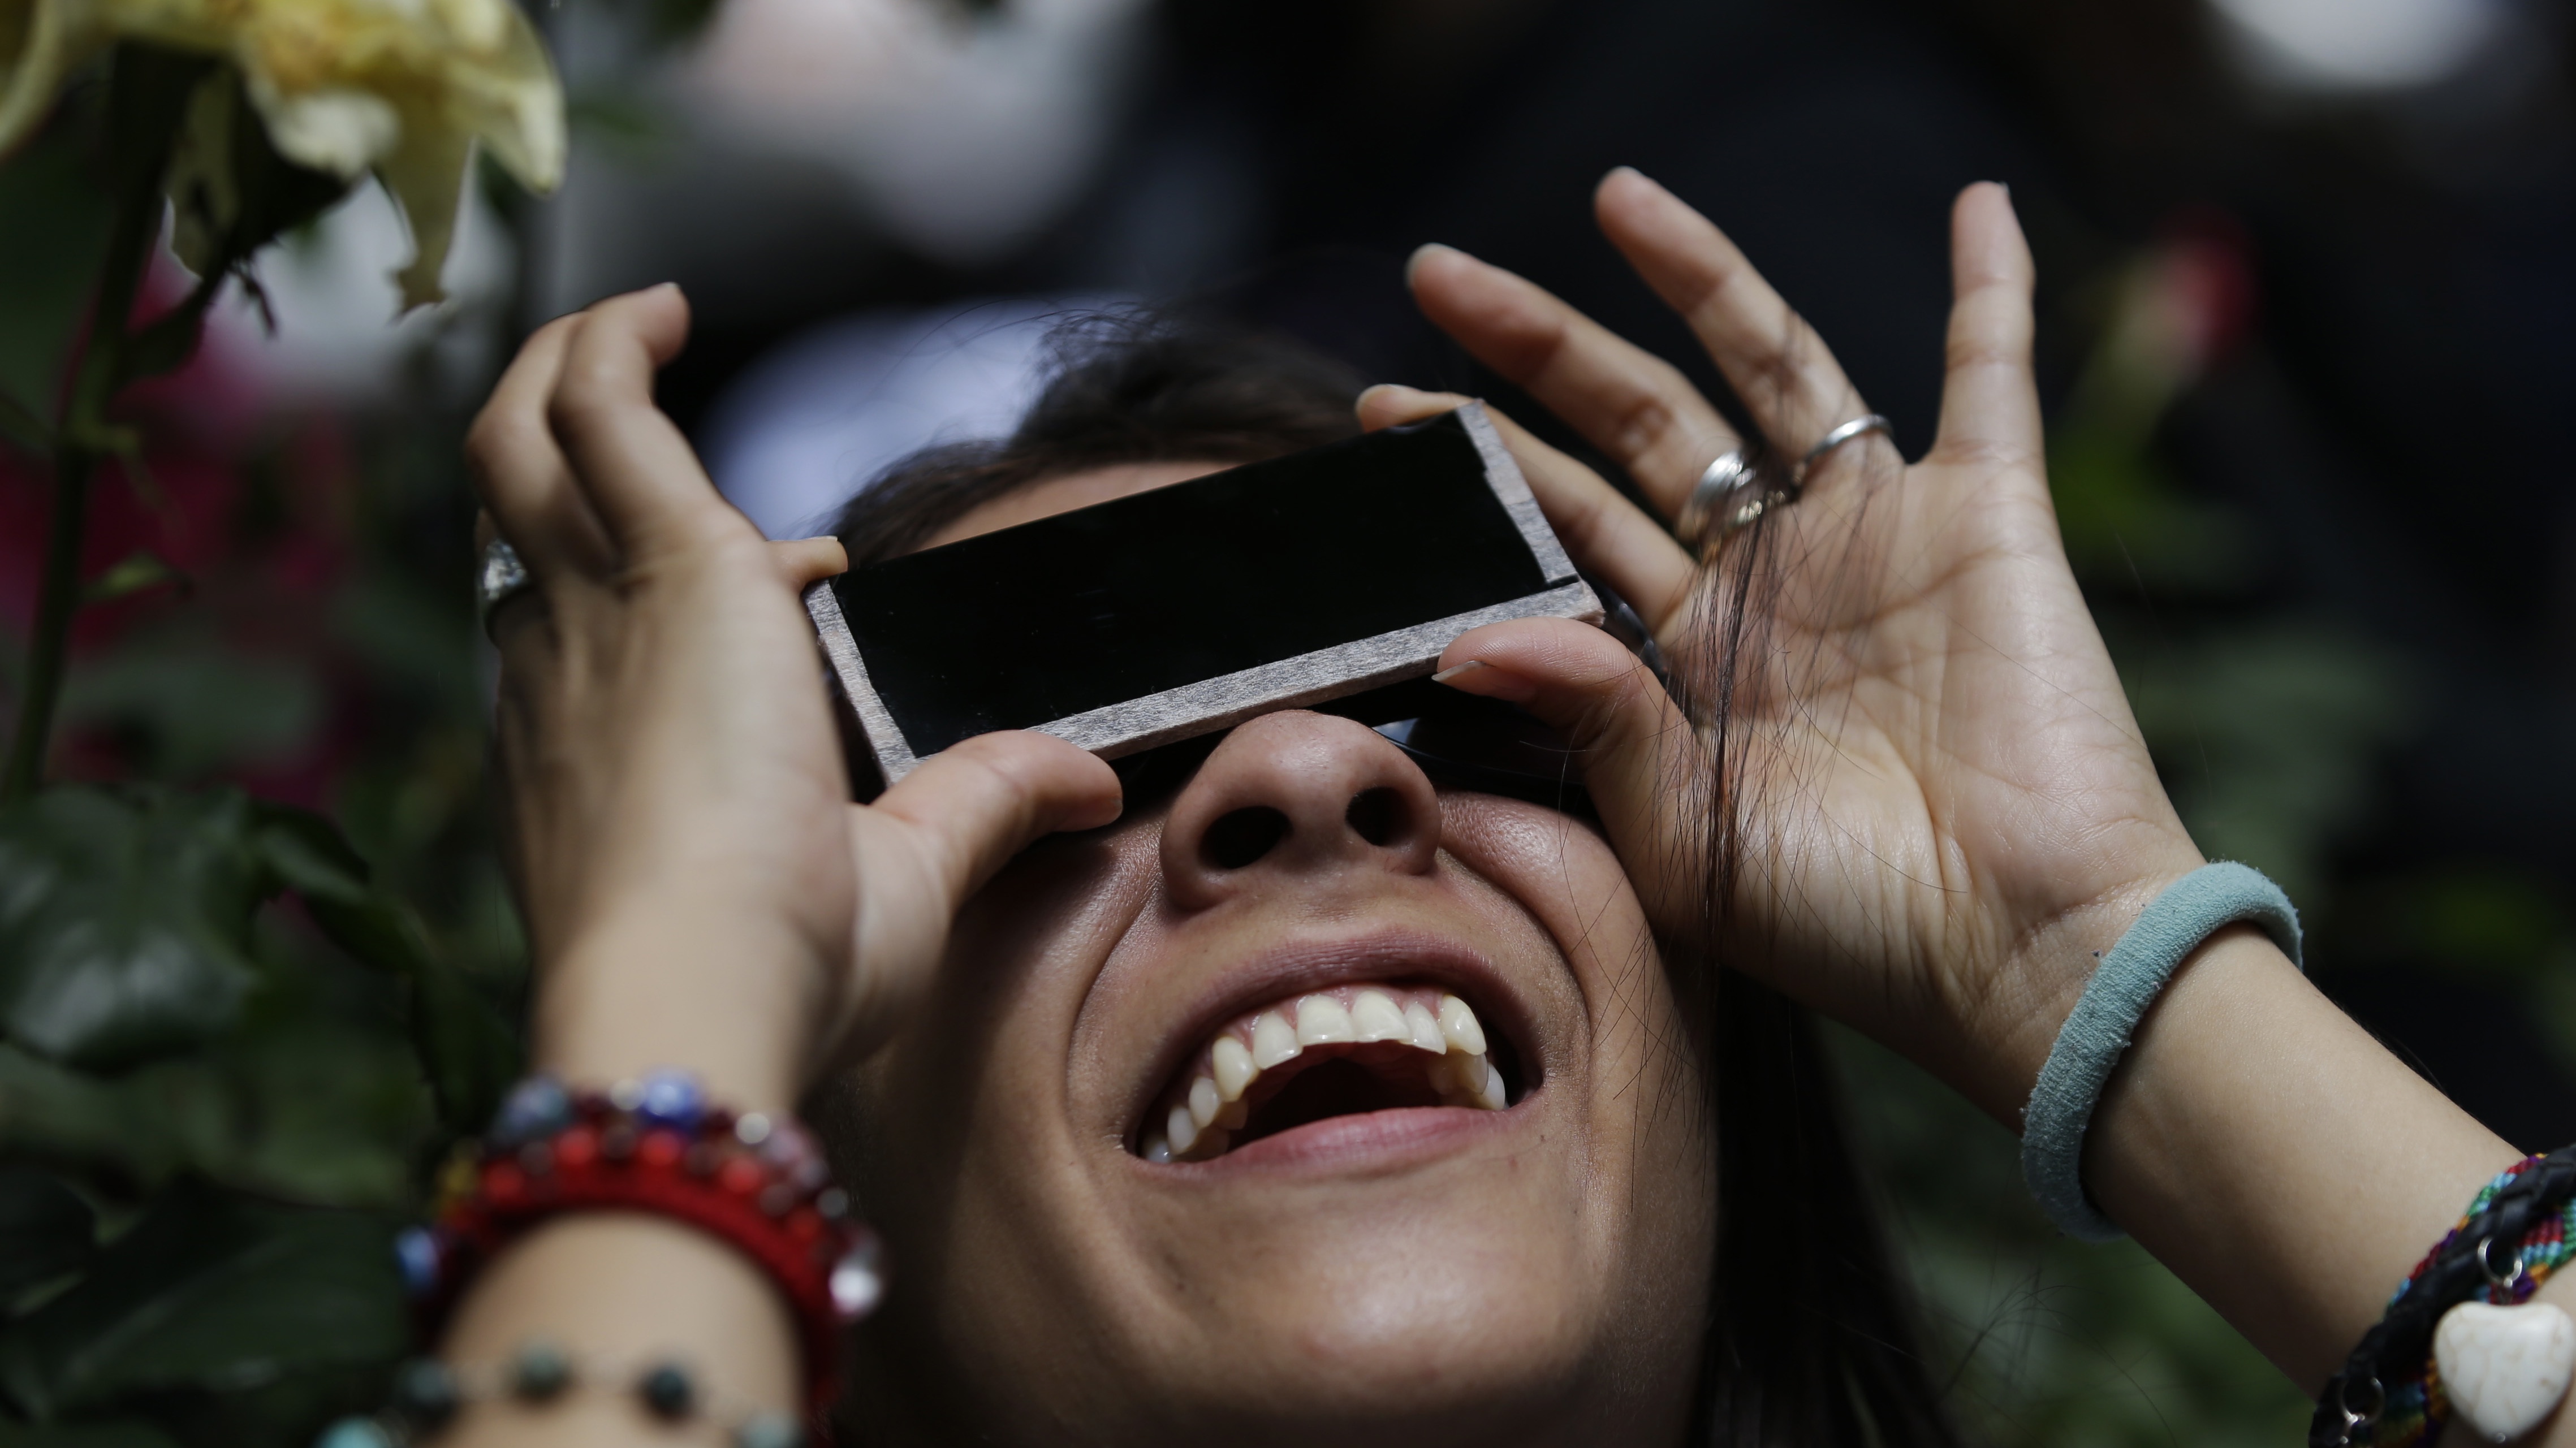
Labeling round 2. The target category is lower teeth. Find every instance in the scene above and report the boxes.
[1144,1051,1505,1162]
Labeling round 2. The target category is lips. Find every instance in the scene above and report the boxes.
[1136,982,1514,1162]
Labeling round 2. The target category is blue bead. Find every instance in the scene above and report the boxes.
[636,1361,697,1420]
[510,1339,573,1401]
[635,1070,705,1131]
[313,1417,394,1448]
[390,1359,461,1427]
[491,1076,572,1146]
[392,1226,440,1298]
[733,1411,802,1448]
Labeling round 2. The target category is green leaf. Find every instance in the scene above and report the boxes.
[157,72,347,331]
[0,1169,93,1304]
[146,1360,391,1448]
[404,952,518,1134]
[249,807,424,975]
[57,633,323,781]
[0,1028,423,1211]
[0,1181,405,1420]
[0,790,264,1070]
[0,1048,187,1191]
[77,555,185,609]
[189,1010,425,1208]
[117,66,347,389]
[0,790,455,1194]
[251,805,517,1131]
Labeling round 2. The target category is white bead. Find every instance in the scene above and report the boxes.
[2435,1300,2576,1443]
[830,1229,886,1322]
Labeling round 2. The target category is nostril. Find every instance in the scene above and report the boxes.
[1345,787,1408,847]
[1201,806,1291,870]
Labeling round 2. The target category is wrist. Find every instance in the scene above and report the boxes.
[2086,937,2516,1382]
[536,914,833,1110]
[439,1215,802,1437]
[1943,851,2207,1127]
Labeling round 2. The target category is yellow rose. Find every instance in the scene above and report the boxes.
[1,0,564,306]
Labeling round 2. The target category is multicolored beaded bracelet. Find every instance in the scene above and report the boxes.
[315,1339,803,1447]
[396,1071,883,1419]
[2312,1146,2576,1447]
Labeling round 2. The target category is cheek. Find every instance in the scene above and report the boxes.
[1438,799,1679,1110]
[1440,796,1719,1351]
[830,829,1161,1415]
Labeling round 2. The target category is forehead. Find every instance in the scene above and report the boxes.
[922,460,1233,548]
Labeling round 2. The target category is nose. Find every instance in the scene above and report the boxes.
[1160,711,1442,910]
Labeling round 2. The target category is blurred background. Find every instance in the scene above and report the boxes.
[5,0,2575,1441]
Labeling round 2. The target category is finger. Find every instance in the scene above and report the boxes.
[870,731,1123,922]
[770,537,848,590]
[543,284,754,559]
[1592,168,1875,472]
[1931,183,2044,473]
[1360,384,1698,639]
[1404,242,1742,516]
[466,314,619,578]
[1433,617,1706,928]
[1353,381,1469,434]
[835,732,1121,1053]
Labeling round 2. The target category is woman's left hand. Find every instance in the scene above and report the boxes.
[1363,172,2205,1120]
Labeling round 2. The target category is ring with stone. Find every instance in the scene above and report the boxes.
[1674,449,1780,558]
[1795,412,1893,485]
[477,538,534,638]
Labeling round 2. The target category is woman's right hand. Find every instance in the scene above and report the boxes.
[1362,173,2210,1121]
[467,285,1120,1108]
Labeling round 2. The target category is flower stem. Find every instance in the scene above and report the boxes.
[0,50,197,802]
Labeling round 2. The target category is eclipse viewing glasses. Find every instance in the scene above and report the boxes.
[805,404,1631,812]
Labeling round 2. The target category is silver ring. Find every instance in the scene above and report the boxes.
[1675,449,1792,557]
[1796,412,1893,482]
[477,538,533,636]
[1675,450,1757,551]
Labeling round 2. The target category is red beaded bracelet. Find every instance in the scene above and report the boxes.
[398,1071,883,1419]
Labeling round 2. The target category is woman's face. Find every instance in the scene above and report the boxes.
[831,463,1717,1447]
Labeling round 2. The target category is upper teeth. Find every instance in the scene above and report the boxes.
[1140,984,1508,1163]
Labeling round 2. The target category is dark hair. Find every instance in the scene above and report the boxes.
[831,312,1961,1448]
[832,313,1368,565]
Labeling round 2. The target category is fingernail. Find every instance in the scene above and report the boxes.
[1405,243,1461,287]
[1358,383,1431,417]
[1432,659,1539,703]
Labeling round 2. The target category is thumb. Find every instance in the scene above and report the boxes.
[837,731,1122,1055]
[769,535,848,589]
[1434,616,1710,928]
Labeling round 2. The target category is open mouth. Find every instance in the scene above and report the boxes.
[1135,983,1521,1162]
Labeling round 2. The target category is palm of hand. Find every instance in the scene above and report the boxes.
[1383,171,2202,1110]
[1746,445,2198,1092]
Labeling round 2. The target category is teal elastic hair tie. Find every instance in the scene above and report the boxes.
[2021,861,2303,1242]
